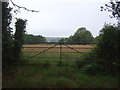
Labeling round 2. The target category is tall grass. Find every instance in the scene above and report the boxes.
[3,44,118,88]
[3,63,118,88]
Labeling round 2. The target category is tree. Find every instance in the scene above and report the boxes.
[101,0,120,27]
[66,27,94,43]
[99,0,120,73]
[2,2,13,66]
[73,27,94,43]
[94,35,101,43]
[66,35,73,43]
[13,18,27,61]
[79,25,120,75]
[2,1,39,69]
[9,0,39,13]
[95,25,120,73]
[58,38,67,43]
[83,25,120,74]
[24,34,46,44]
[78,0,120,75]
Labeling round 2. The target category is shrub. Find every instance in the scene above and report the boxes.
[77,25,120,75]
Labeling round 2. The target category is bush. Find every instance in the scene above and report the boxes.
[94,25,120,74]
[77,25,120,75]
[75,53,93,69]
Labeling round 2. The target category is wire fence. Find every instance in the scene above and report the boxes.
[22,42,94,64]
[22,42,119,88]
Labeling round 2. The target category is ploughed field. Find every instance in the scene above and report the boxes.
[22,44,94,64]
[22,44,94,53]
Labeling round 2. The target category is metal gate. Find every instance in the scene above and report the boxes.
[22,42,94,64]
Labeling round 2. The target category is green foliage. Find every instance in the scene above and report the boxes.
[66,35,73,43]
[95,25,120,74]
[75,50,102,74]
[2,2,13,66]
[101,1,120,29]
[59,27,94,43]
[77,25,120,75]
[94,35,102,43]
[101,1,120,20]
[2,2,28,68]
[75,52,96,69]
[13,18,27,61]
[2,2,39,69]
[24,34,46,44]
[72,27,94,43]
[3,64,118,88]
[58,38,67,43]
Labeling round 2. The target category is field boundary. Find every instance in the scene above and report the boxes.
[22,42,94,63]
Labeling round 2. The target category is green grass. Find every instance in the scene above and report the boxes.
[3,49,118,88]
[21,51,83,65]
[3,63,118,88]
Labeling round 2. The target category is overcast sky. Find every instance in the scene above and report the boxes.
[10,0,117,37]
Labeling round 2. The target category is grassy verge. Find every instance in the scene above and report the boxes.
[3,62,118,88]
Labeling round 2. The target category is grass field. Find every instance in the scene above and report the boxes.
[21,44,94,64]
[3,64,118,88]
[2,44,118,88]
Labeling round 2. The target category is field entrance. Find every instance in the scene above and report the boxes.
[22,43,94,65]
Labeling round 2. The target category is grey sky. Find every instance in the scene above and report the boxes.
[11,0,117,37]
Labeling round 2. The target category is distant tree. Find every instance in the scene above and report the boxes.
[13,18,27,61]
[58,38,67,43]
[24,34,46,44]
[73,27,94,43]
[37,35,46,43]
[66,36,73,43]
[66,27,94,43]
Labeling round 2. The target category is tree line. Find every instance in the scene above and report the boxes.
[24,27,94,44]
[58,27,94,44]
[24,34,46,44]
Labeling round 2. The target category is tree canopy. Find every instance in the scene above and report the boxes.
[72,27,94,43]
[2,2,31,68]
[13,18,27,61]
[24,34,46,44]
[59,27,94,44]
[101,0,120,27]
[94,25,120,74]
[2,2,13,66]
